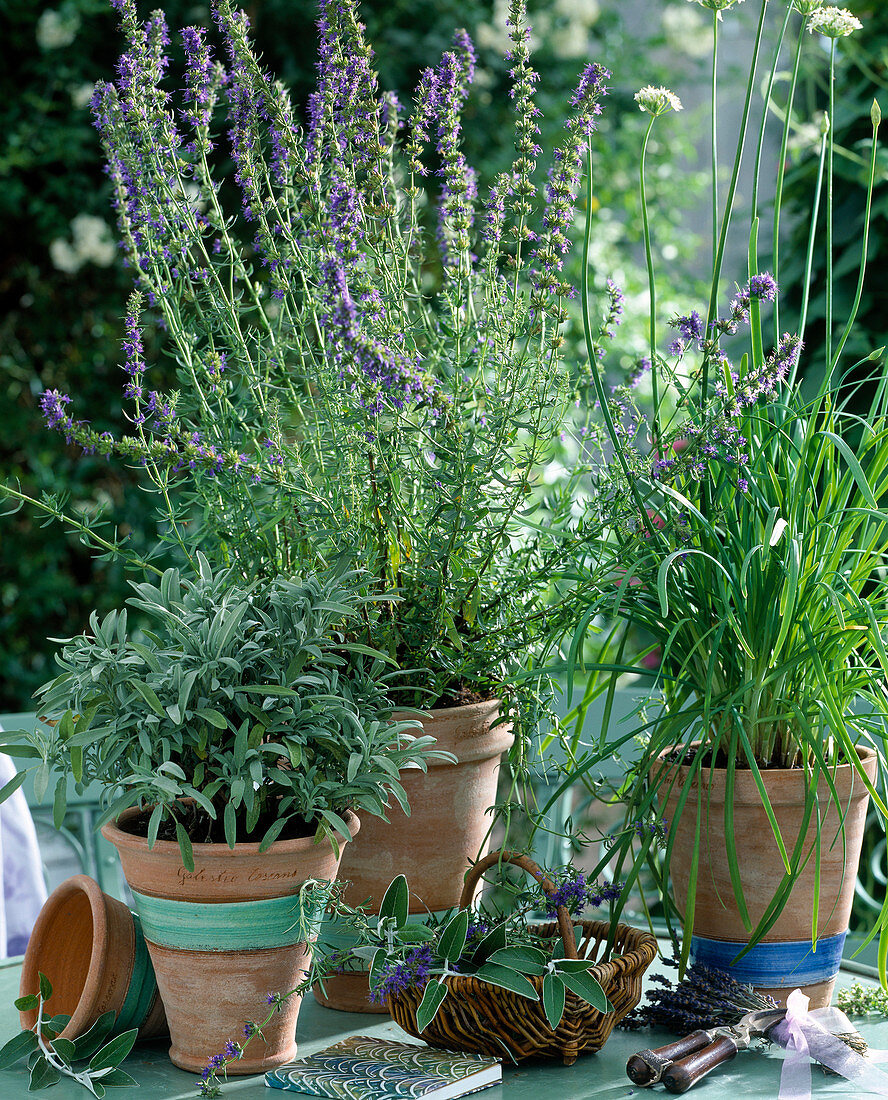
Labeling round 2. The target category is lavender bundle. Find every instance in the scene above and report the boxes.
[619,958,778,1033]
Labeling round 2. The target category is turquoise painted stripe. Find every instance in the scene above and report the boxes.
[691,930,847,987]
[114,912,159,1033]
[131,890,323,952]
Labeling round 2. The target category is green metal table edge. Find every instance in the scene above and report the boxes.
[1,950,886,1099]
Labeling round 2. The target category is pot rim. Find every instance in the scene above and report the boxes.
[393,697,503,720]
[653,741,877,770]
[651,742,878,806]
[101,804,360,856]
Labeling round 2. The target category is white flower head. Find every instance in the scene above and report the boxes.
[807,7,863,36]
[635,86,683,116]
[554,0,600,27]
[686,0,746,19]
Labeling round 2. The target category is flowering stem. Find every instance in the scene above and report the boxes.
[830,101,881,373]
[639,114,660,448]
[0,484,163,576]
[826,38,836,372]
[793,126,828,387]
[583,137,654,538]
[750,3,792,260]
[771,14,808,340]
[711,10,719,272]
[703,0,769,403]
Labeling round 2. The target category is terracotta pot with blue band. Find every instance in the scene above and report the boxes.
[20,874,167,1042]
[102,807,359,1075]
[656,745,876,1008]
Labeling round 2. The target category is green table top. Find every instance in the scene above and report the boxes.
[1,955,886,1099]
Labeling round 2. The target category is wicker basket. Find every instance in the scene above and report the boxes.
[386,850,658,1065]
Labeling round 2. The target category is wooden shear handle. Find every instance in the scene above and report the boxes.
[626,1031,714,1086]
[663,1034,741,1093]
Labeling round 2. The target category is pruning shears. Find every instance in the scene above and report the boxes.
[626,1007,787,1093]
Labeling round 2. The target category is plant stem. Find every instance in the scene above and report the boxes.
[750,3,793,261]
[711,10,719,272]
[793,129,828,386]
[826,38,837,373]
[830,100,881,371]
[0,485,162,577]
[703,0,770,403]
[584,137,655,538]
[639,114,660,450]
[772,13,809,340]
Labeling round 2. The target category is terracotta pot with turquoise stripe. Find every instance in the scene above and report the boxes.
[659,744,876,1008]
[102,807,359,1075]
[20,874,166,1041]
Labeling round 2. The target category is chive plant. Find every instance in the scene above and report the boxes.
[549,1,888,979]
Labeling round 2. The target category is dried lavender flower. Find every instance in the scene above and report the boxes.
[620,958,779,1033]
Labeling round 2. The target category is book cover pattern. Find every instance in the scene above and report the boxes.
[265,1036,500,1099]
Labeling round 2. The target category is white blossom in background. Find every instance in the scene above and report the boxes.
[36,9,81,50]
[807,7,862,36]
[49,215,117,274]
[477,0,533,56]
[662,6,710,58]
[70,83,97,110]
[549,0,601,59]
[476,0,599,59]
[793,1,826,14]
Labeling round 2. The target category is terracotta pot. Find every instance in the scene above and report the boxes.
[315,699,513,1013]
[101,809,359,1074]
[20,874,166,1041]
[657,745,876,1007]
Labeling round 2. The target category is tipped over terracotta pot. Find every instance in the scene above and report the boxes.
[20,874,166,1041]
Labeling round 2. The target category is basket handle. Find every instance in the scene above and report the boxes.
[459,849,579,960]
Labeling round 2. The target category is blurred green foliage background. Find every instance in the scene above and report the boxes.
[781,0,888,381]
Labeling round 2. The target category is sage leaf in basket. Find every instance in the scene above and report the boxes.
[437,910,470,965]
[557,968,612,1013]
[474,963,539,1000]
[378,875,409,929]
[542,973,567,1030]
[488,946,548,976]
[470,923,507,966]
[416,979,449,1031]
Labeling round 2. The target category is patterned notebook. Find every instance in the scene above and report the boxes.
[265,1036,501,1100]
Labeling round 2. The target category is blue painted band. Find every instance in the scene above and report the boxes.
[131,890,322,952]
[114,912,159,1032]
[690,930,847,988]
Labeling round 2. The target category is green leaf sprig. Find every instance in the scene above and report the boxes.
[0,972,138,1096]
